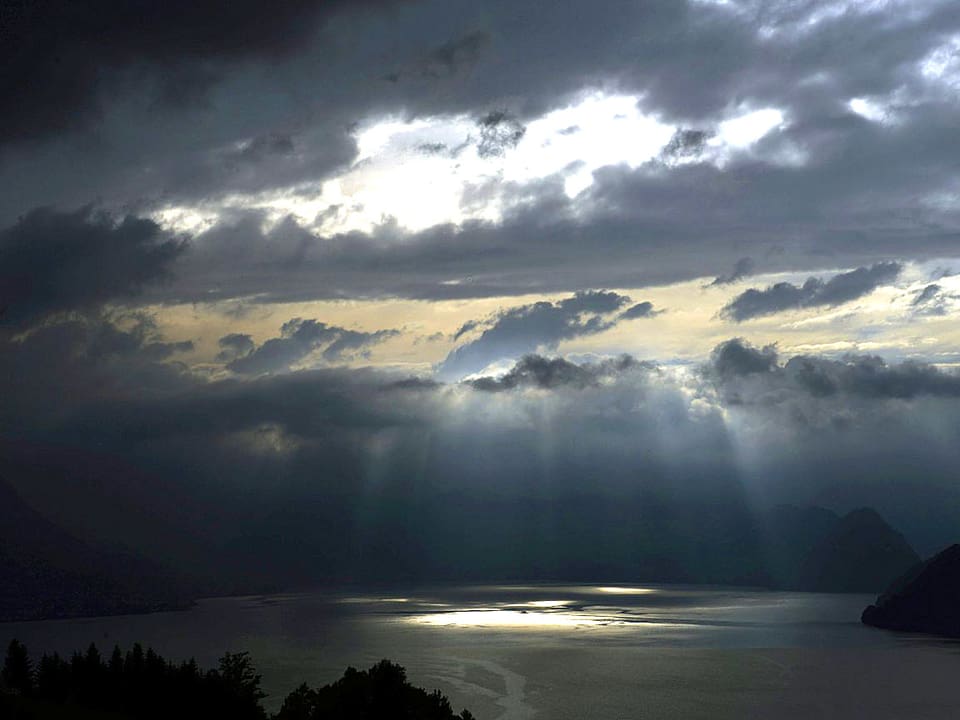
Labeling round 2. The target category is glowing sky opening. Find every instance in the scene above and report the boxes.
[149,92,792,238]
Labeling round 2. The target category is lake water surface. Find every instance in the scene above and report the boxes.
[4,584,960,719]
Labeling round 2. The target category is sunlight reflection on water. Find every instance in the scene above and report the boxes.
[410,609,609,627]
[326,583,884,637]
[594,586,659,595]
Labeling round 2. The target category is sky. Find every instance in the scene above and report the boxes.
[2,0,960,580]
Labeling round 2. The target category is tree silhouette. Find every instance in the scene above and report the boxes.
[2,639,33,695]
[214,650,268,720]
[1,640,475,720]
[276,658,476,720]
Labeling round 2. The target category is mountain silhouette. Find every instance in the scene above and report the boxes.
[760,506,920,592]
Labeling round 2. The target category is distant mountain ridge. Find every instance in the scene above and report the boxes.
[862,543,960,637]
[0,476,194,621]
[0,467,922,621]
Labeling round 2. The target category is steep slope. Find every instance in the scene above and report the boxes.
[862,543,960,637]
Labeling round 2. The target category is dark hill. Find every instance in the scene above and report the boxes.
[862,543,960,637]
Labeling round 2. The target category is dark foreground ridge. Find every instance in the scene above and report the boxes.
[0,639,474,720]
[862,543,960,638]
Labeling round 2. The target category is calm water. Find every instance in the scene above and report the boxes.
[4,584,960,719]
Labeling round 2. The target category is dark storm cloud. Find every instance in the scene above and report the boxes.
[721,262,902,321]
[227,318,397,375]
[0,207,185,329]
[438,290,631,379]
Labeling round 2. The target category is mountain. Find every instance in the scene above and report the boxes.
[795,508,921,593]
[862,543,960,637]
[759,506,920,593]
[0,476,194,621]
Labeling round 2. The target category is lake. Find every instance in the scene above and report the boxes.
[4,584,960,719]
